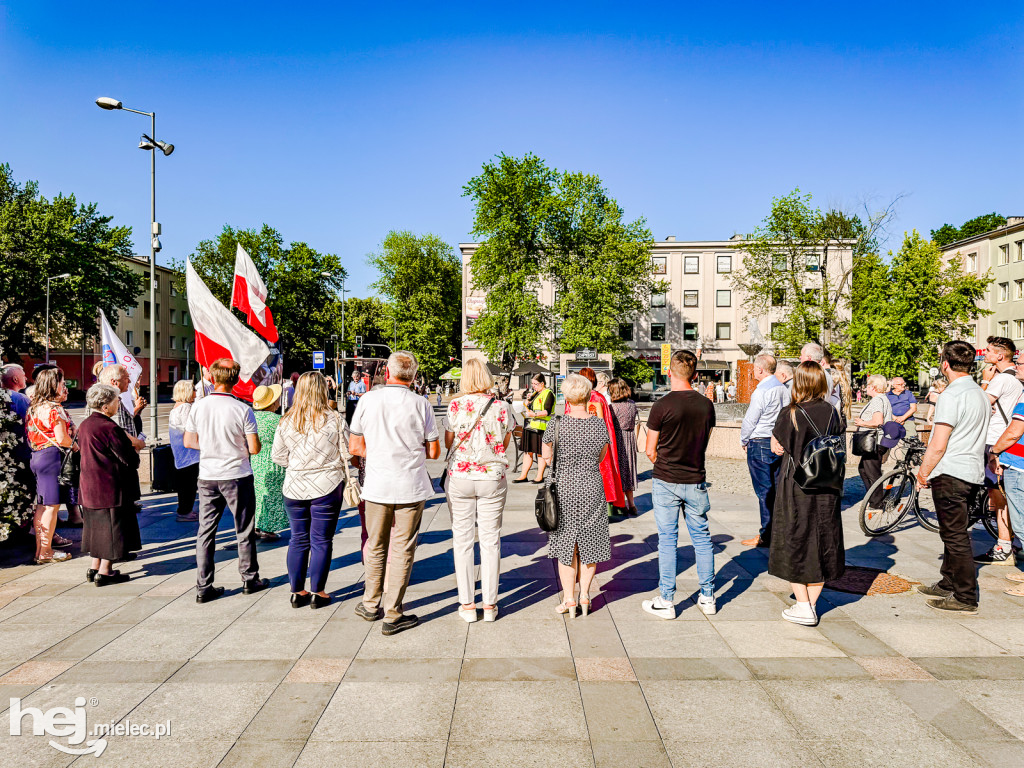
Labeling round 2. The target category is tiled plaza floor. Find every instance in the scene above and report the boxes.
[1,457,1024,767]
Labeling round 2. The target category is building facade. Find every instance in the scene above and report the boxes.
[460,236,852,386]
[941,217,1024,350]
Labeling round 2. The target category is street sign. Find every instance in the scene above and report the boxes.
[660,344,671,375]
[312,351,325,370]
[575,348,597,361]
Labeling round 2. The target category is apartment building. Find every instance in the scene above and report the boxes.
[942,217,1024,350]
[460,236,852,385]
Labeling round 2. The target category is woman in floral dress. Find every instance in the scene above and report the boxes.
[444,358,513,622]
[251,384,288,541]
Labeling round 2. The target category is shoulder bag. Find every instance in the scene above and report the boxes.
[534,416,561,532]
[335,413,361,507]
[791,405,846,493]
[35,406,80,488]
[440,396,495,494]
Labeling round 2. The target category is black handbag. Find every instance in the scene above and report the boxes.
[791,406,846,493]
[851,429,877,457]
[534,417,561,532]
[58,444,80,488]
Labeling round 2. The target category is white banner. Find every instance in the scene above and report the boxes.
[99,309,142,413]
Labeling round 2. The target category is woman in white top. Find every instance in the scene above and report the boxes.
[168,380,200,522]
[272,371,351,609]
[444,358,513,622]
[854,374,893,509]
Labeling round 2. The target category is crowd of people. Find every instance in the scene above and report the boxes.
[1,333,1019,632]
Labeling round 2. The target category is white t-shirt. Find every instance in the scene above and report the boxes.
[184,393,258,480]
[985,369,1024,445]
[351,384,440,504]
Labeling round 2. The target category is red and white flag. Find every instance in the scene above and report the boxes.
[187,259,270,401]
[231,243,278,342]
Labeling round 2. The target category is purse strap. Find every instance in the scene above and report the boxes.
[335,412,355,486]
[548,415,561,478]
[444,396,496,468]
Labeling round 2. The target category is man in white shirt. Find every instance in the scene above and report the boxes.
[915,340,990,614]
[801,342,840,410]
[184,358,267,603]
[740,354,792,547]
[975,336,1024,565]
[349,350,441,635]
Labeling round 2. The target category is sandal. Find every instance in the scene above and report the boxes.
[556,600,578,617]
[52,534,73,548]
[579,594,592,617]
[35,551,72,564]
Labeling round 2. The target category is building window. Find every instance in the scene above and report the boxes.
[1016,280,1024,301]
[773,255,786,272]
[618,323,633,342]
[716,322,731,340]
[125,330,134,346]
[170,282,177,296]
[144,331,151,349]
[806,253,820,272]
[182,311,189,326]
[144,301,151,320]
[155,304,160,320]
[125,306,135,318]
[772,288,785,306]
[683,290,699,307]
[1015,320,1024,339]
[684,255,699,274]
[1017,240,1024,261]
[1000,244,1010,265]
[170,335,177,350]
[650,323,666,342]
[683,323,699,341]
[716,255,731,273]
[999,320,1009,337]
[652,256,667,275]
[170,308,177,324]
[1000,282,1010,302]
[715,290,731,307]
[967,253,977,272]
[651,292,667,308]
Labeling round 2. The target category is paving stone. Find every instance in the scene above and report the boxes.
[51,660,183,684]
[575,657,636,681]
[859,619,1010,657]
[170,659,293,684]
[566,619,628,657]
[193,619,326,661]
[884,680,1017,742]
[34,623,133,660]
[853,655,934,680]
[445,740,592,767]
[459,657,576,681]
[630,657,752,681]
[464,614,571,657]
[0,624,78,665]
[87,619,223,661]
[450,681,587,741]
[744,657,872,680]
[641,681,797,742]
[239,682,336,741]
[615,617,737,658]
[219,739,306,768]
[592,741,672,768]
[663,738,822,767]
[0,660,73,685]
[301,619,373,659]
[814,618,900,656]
[310,682,457,741]
[944,680,1024,741]
[580,681,660,741]
[911,655,1024,680]
[127,682,276,741]
[806,736,978,767]
[713,620,845,658]
[72,737,234,767]
[294,740,447,767]
[344,657,462,682]
[960,738,1024,768]
[285,659,350,683]
[357,616,468,659]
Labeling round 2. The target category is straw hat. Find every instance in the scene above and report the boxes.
[252,384,283,411]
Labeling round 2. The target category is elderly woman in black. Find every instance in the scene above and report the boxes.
[77,384,141,586]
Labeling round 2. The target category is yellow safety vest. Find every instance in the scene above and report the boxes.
[527,389,554,431]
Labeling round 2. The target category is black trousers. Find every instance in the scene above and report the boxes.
[858,448,889,507]
[932,473,980,606]
[175,463,200,517]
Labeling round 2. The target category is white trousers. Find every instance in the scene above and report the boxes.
[448,475,507,605]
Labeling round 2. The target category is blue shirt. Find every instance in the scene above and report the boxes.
[998,401,1024,472]
[7,390,29,421]
[887,390,916,418]
[741,375,791,445]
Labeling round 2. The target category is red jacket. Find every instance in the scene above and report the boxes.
[589,392,626,507]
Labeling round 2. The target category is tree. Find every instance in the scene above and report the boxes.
[177,225,345,372]
[0,164,145,362]
[931,213,1006,247]
[849,231,992,379]
[344,296,393,354]
[613,356,654,387]
[731,189,897,357]
[463,153,659,365]
[368,231,461,381]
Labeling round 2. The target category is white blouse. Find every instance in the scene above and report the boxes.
[271,411,351,500]
[445,393,512,480]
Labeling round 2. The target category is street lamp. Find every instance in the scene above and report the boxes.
[45,273,72,364]
[96,96,175,443]
[321,272,346,363]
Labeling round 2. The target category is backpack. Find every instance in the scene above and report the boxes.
[791,405,846,494]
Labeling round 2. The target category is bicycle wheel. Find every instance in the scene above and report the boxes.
[914,498,940,533]
[859,469,917,536]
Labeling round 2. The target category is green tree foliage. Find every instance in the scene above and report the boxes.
[931,213,1007,247]
[344,296,392,355]
[177,225,345,372]
[368,231,461,381]
[849,231,992,378]
[613,356,655,387]
[464,153,658,366]
[0,164,145,362]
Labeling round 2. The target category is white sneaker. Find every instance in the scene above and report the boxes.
[781,602,818,626]
[458,606,478,623]
[482,605,499,622]
[642,595,675,619]
[698,593,717,615]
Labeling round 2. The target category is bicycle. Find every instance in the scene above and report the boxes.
[857,437,998,538]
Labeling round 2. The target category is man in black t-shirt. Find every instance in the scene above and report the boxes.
[641,350,717,619]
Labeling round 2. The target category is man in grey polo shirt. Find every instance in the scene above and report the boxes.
[915,340,990,614]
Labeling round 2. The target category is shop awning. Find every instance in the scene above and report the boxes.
[696,360,730,371]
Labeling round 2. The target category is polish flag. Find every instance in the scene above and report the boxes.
[187,259,271,401]
[231,243,278,343]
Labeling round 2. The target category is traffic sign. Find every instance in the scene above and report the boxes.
[312,351,325,370]
[660,344,671,375]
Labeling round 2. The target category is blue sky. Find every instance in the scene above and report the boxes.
[2,2,1022,297]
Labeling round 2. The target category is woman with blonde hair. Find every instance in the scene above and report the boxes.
[272,371,351,608]
[444,357,513,622]
[854,374,892,509]
[831,360,853,421]
[769,362,846,626]
[169,379,200,522]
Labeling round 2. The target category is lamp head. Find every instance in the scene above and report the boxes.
[138,134,174,155]
[96,97,122,110]
[138,134,157,151]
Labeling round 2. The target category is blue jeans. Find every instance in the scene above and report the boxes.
[284,482,344,594]
[745,438,780,541]
[652,478,715,601]
[1003,468,1024,546]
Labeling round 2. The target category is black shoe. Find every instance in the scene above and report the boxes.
[196,586,225,603]
[242,578,269,594]
[975,546,1015,565]
[512,478,529,484]
[355,603,383,621]
[917,582,954,599]
[927,594,979,614]
[381,613,419,636]
[86,568,97,583]
[628,506,639,517]
[311,594,332,610]
[290,593,312,608]
[609,506,628,517]
[255,529,280,542]
[94,571,130,587]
